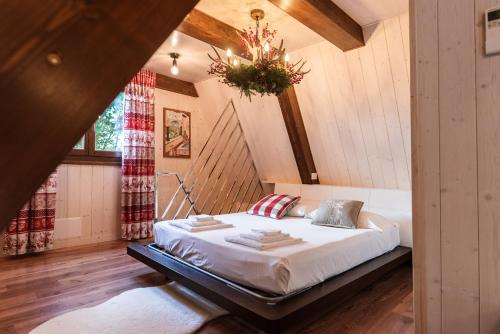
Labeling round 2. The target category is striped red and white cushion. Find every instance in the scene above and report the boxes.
[247,194,301,219]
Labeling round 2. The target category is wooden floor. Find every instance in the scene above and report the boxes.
[0,241,414,334]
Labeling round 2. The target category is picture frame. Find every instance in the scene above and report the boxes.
[163,108,191,158]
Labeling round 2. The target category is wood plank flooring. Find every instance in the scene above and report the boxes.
[0,241,414,334]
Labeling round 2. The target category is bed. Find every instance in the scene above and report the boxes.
[153,212,400,295]
[128,183,412,333]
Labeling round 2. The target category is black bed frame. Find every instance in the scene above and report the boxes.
[127,243,412,334]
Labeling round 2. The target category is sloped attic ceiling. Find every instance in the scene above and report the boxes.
[147,0,411,191]
[145,0,408,83]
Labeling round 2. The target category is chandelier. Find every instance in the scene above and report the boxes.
[208,9,309,100]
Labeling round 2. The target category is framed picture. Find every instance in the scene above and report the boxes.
[163,108,191,158]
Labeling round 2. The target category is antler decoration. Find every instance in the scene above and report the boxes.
[207,13,310,100]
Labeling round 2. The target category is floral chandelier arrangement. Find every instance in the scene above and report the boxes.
[208,9,310,100]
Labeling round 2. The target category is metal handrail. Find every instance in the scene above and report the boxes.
[155,99,265,221]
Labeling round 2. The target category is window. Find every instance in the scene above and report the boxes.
[64,92,124,165]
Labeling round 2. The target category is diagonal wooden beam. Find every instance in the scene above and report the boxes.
[0,0,198,230]
[177,9,251,60]
[156,73,199,97]
[277,87,319,184]
[268,0,364,51]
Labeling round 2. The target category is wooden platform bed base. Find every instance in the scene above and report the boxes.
[127,243,412,334]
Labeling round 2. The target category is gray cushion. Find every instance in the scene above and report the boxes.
[311,200,364,229]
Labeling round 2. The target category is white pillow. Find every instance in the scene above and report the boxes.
[287,199,321,217]
[305,208,318,219]
[357,211,397,232]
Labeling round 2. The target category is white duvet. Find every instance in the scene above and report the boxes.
[154,212,400,295]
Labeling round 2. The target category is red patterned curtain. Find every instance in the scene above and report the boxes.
[121,69,156,240]
[3,171,58,255]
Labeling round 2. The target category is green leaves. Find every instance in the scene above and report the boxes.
[225,64,292,99]
[95,92,124,151]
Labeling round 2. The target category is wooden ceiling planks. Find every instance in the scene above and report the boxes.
[268,0,364,51]
[177,9,251,60]
[0,0,198,230]
[156,73,199,97]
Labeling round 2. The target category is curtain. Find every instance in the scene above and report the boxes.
[3,171,58,255]
[121,69,156,240]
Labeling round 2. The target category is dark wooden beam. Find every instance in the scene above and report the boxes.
[268,0,364,51]
[277,87,319,184]
[156,73,198,97]
[178,9,251,60]
[0,0,198,230]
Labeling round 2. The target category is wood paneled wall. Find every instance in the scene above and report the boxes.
[154,84,225,215]
[412,0,500,332]
[55,164,121,248]
[190,78,302,185]
[292,12,411,190]
[193,13,411,190]
[221,85,302,184]
[14,13,412,250]
[38,86,226,250]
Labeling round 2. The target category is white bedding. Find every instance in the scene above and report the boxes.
[154,212,400,295]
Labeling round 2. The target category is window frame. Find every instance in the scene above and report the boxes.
[64,124,122,166]
[64,92,124,166]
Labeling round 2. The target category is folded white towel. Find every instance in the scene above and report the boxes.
[169,220,233,232]
[184,219,222,227]
[224,235,303,250]
[240,232,290,243]
[189,214,215,222]
[250,228,282,236]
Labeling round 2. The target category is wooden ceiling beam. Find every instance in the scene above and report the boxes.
[268,0,364,51]
[177,9,251,60]
[277,87,319,184]
[156,73,198,97]
[0,0,198,230]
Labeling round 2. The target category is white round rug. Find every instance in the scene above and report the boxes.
[30,282,228,334]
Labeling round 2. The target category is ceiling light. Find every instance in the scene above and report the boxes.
[263,42,270,53]
[207,9,309,100]
[169,52,180,76]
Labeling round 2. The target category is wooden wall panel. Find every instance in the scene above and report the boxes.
[438,1,478,332]
[54,164,121,248]
[276,87,319,184]
[410,0,441,332]
[345,50,385,188]
[217,83,302,184]
[293,46,351,185]
[412,0,500,332]
[369,22,411,189]
[476,1,500,333]
[290,13,411,190]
